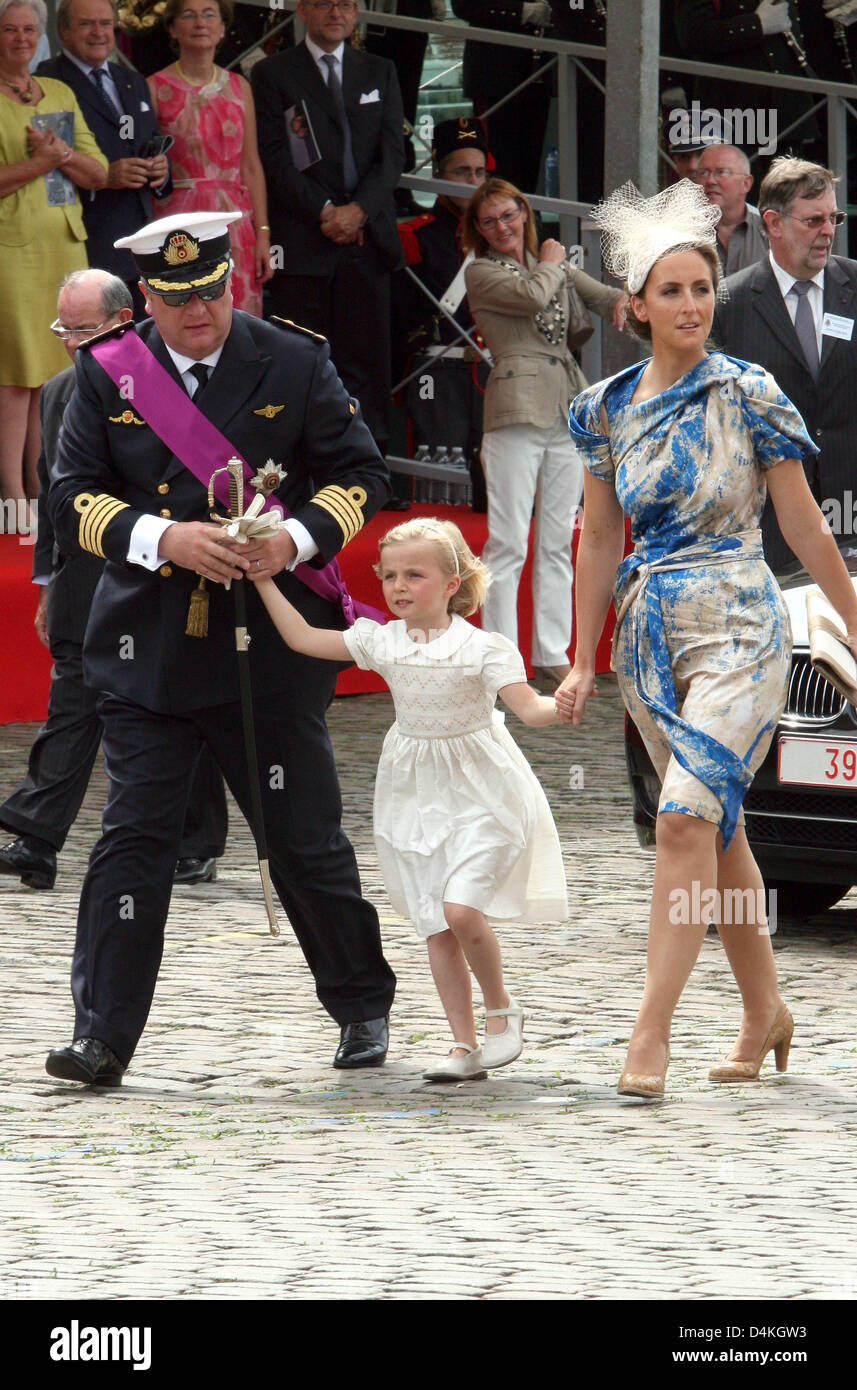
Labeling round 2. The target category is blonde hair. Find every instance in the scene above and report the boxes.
[374,518,491,618]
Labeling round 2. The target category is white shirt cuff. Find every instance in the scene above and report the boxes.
[281,517,317,568]
[129,514,175,569]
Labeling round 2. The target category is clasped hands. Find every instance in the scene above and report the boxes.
[320,201,366,245]
[26,124,73,171]
[554,668,598,726]
[107,154,169,189]
[158,510,297,587]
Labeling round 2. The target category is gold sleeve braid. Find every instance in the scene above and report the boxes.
[307,485,367,545]
[73,492,131,557]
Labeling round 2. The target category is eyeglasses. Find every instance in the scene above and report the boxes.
[176,7,221,19]
[780,210,846,230]
[477,207,522,232]
[50,317,110,340]
[304,1,358,12]
[146,280,228,307]
[694,167,747,181]
[445,164,487,182]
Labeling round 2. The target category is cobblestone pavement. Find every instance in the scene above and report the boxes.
[1,680,856,1303]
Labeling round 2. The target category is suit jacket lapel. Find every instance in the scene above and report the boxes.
[751,259,810,376]
[201,315,270,439]
[111,64,139,123]
[297,41,340,129]
[820,257,855,370]
[135,320,271,486]
[342,46,363,116]
[60,52,120,129]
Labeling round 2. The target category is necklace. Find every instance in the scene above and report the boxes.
[175,60,217,88]
[493,254,567,345]
[0,72,36,103]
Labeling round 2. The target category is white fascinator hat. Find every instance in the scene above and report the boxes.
[590,179,723,295]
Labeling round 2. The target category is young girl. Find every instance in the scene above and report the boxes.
[255,518,568,1081]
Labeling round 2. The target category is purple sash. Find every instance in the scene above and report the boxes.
[90,330,385,625]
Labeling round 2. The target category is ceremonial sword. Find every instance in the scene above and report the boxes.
[209,459,280,937]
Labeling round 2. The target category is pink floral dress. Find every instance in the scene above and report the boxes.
[152,67,261,316]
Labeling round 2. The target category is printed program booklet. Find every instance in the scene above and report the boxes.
[286,101,321,171]
[32,111,76,206]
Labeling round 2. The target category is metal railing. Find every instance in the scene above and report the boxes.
[91,2,857,484]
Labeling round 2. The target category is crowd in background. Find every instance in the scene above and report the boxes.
[1,0,853,516]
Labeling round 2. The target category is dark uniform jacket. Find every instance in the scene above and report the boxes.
[36,53,172,282]
[673,0,817,149]
[48,311,391,713]
[398,197,475,349]
[711,254,857,570]
[34,365,105,646]
[251,40,404,274]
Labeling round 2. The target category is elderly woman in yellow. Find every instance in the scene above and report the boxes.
[0,0,106,514]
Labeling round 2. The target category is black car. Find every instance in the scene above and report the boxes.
[625,551,857,917]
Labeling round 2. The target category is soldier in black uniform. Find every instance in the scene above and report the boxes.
[45,211,396,1086]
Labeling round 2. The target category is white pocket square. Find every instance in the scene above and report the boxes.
[140,101,150,111]
[359,90,380,104]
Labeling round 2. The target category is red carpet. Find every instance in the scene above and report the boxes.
[0,506,616,722]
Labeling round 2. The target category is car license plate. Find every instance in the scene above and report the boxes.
[778,736,857,787]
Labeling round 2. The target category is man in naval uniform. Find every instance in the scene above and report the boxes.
[45,211,396,1085]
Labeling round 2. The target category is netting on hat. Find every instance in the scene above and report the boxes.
[590,180,722,294]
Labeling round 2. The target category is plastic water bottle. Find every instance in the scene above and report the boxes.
[545,146,559,200]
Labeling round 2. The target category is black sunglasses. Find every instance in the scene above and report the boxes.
[146,280,228,308]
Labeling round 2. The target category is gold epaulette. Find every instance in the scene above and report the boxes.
[271,316,327,343]
[307,484,367,545]
[73,492,131,556]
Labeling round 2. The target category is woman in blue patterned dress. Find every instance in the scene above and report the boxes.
[557,182,857,1098]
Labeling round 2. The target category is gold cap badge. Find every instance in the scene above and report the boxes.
[163,232,200,266]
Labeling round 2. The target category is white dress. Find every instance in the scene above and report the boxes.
[342,615,569,939]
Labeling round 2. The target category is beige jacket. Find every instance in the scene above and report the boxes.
[465,250,620,432]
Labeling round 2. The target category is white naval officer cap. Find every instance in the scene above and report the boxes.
[115,211,243,294]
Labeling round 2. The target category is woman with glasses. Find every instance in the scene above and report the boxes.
[0,0,106,514]
[147,0,272,316]
[462,177,624,685]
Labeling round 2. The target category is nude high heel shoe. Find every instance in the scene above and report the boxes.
[708,1002,794,1082]
[617,1043,669,1099]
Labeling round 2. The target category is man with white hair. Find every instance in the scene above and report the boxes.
[0,269,227,889]
[694,143,768,274]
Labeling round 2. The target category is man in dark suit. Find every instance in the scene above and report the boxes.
[38,0,172,318]
[44,213,396,1086]
[711,156,857,572]
[0,270,227,891]
[251,0,404,452]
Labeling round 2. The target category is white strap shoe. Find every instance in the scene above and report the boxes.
[482,997,525,1069]
[423,1043,488,1082]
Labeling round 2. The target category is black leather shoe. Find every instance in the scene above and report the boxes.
[173,856,217,884]
[381,498,411,512]
[0,837,56,890]
[45,1037,125,1087]
[333,1016,389,1069]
